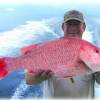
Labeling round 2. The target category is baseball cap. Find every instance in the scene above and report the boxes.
[63,10,85,23]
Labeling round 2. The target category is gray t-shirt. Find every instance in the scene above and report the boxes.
[43,74,94,98]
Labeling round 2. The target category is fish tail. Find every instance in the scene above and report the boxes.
[0,58,9,80]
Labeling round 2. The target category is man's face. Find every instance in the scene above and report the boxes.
[62,20,85,38]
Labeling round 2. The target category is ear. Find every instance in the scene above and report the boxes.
[80,23,86,33]
[83,23,86,31]
[62,23,64,31]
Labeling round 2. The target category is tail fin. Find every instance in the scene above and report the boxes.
[0,58,8,80]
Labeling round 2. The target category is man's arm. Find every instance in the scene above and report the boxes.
[25,70,53,85]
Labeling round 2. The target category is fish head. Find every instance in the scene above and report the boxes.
[80,43,100,72]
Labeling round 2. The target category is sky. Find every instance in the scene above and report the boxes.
[0,0,100,6]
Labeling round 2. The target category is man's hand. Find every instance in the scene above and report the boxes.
[34,70,54,81]
[26,70,54,85]
[95,72,100,84]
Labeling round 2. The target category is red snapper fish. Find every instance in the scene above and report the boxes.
[0,37,100,80]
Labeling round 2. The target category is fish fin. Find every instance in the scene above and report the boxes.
[0,58,9,80]
[21,44,39,55]
[27,70,35,74]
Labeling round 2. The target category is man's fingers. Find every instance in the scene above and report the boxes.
[46,71,54,77]
[34,70,44,76]
[34,70,54,80]
[40,70,51,77]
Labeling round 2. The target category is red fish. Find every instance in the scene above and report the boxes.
[0,37,100,80]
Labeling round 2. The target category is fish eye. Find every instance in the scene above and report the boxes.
[96,49,99,53]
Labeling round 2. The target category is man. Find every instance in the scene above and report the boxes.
[25,10,100,98]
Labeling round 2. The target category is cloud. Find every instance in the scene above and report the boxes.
[0,18,61,57]
[82,31,93,42]
[85,17,100,47]
[5,8,15,12]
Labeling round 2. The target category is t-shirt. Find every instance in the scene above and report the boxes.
[43,74,95,98]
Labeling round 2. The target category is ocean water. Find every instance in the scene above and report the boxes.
[0,4,100,99]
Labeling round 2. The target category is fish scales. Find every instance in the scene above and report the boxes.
[0,37,100,79]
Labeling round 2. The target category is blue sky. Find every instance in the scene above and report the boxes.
[0,0,100,32]
[0,0,99,5]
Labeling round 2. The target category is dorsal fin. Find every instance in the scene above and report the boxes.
[21,44,39,55]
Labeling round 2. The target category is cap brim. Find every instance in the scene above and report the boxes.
[63,18,84,23]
